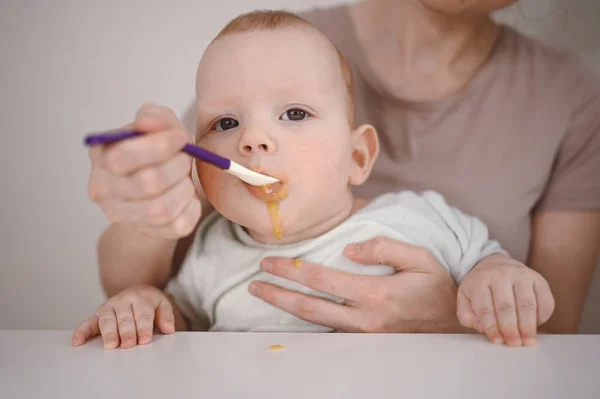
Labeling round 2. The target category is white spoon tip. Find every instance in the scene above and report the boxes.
[227,162,280,186]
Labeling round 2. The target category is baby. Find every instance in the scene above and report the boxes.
[73,10,554,347]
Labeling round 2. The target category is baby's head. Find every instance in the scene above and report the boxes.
[194,10,379,244]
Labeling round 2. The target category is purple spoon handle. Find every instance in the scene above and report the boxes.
[181,143,230,170]
[84,130,231,170]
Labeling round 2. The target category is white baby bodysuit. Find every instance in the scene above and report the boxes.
[167,190,507,332]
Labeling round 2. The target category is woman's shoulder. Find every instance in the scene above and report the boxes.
[494,27,600,213]
[497,25,599,89]
[489,25,600,138]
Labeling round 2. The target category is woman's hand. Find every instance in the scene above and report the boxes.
[88,103,201,239]
[72,285,180,349]
[248,237,464,333]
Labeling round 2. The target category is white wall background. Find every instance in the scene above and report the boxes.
[0,0,599,332]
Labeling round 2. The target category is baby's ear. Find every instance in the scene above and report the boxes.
[348,124,379,186]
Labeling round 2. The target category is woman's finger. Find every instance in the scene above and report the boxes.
[114,303,137,349]
[491,281,521,346]
[103,129,189,176]
[88,146,105,167]
[471,286,503,344]
[134,103,185,133]
[72,314,100,347]
[514,280,538,346]
[111,177,196,226]
[111,153,192,201]
[88,165,112,205]
[131,301,156,345]
[248,281,358,332]
[137,194,202,238]
[344,236,437,273]
[259,257,372,302]
[96,307,119,349]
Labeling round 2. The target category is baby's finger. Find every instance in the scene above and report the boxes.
[72,314,100,347]
[96,307,119,349]
[514,281,538,346]
[471,286,503,344]
[114,303,137,349]
[155,298,176,334]
[534,279,555,326]
[456,291,478,331]
[491,282,521,346]
[131,301,155,345]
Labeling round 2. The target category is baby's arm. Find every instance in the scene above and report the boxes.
[421,191,555,346]
[457,254,554,346]
[72,285,189,349]
[418,191,507,282]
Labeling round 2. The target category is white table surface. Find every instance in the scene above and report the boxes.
[1,330,599,399]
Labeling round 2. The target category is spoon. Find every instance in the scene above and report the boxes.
[84,130,279,186]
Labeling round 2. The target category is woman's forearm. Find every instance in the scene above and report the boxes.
[98,194,212,298]
[98,224,180,297]
[529,210,600,333]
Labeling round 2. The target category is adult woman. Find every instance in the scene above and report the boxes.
[89,0,600,341]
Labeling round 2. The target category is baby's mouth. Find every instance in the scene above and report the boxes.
[241,168,289,241]
[244,181,288,202]
[243,169,289,202]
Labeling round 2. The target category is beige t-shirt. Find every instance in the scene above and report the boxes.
[300,5,600,263]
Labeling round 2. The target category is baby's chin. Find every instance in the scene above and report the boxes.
[211,186,350,244]
[237,208,347,245]
[213,182,294,242]
[228,206,290,243]
[221,203,315,244]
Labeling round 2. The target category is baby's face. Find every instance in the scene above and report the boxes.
[195,27,357,243]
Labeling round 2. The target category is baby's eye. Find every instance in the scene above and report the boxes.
[212,117,239,131]
[281,108,310,121]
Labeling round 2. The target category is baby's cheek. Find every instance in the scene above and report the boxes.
[197,164,223,208]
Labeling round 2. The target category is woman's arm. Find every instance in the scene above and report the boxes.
[98,224,183,297]
[87,103,209,297]
[529,210,600,333]
[99,195,212,298]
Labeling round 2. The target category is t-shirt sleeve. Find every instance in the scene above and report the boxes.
[422,191,509,282]
[536,62,600,211]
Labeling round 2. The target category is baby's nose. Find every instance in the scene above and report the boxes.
[241,142,271,153]
[238,131,276,155]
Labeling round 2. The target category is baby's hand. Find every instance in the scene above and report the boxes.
[72,285,176,349]
[457,255,555,346]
